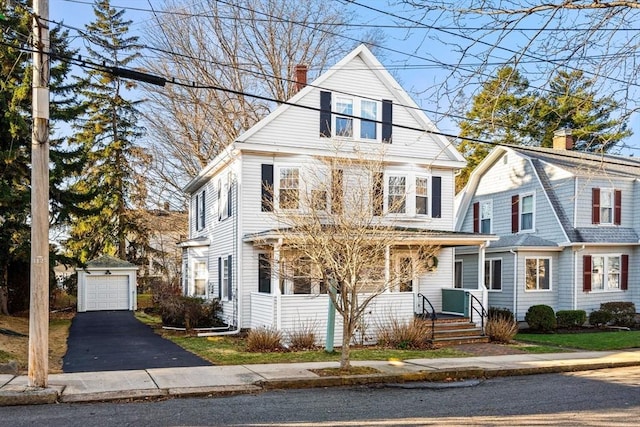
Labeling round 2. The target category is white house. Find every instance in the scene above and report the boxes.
[180,45,494,344]
[455,130,640,320]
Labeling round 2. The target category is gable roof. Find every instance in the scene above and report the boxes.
[456,144,640,245]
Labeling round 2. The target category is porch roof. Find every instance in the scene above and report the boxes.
[243,226,497,247]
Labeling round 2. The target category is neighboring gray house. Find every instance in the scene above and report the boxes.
[179,45,492,344]
[455,130,640,320]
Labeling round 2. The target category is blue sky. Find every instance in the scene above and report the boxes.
[49,0,639,155]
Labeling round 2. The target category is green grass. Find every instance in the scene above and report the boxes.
[516,330,640,351]
[0,349,13,363]
[167,334,468,365]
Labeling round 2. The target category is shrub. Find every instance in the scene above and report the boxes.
[524,305,557,332]
[488,307,515,323]
[287,321,317,350]
[600,302,636,328]
[485,316,518,343]
[556,310,587,329]
[159,296,222,329]
[246,327,283,352]
[376,317,432,349]
[589,309,613,327]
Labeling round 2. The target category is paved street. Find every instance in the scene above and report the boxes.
[2,366,639,426]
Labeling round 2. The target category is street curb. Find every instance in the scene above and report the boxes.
[0,387,59,406]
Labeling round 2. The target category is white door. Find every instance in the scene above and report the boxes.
[85,275,130,311]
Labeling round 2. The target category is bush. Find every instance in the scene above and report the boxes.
[159,296,222,329]
[600,302,637,328]
[246,327,283,352]
[589,309,613,327]
[556,310,587,329]
[488,307,515,323]
[287,321,317,350]
[485,316,518,343]
[525,305,557,332]
[376,318,432,349]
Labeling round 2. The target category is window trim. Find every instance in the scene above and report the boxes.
[221,257,229,300]
[332,96,382,142]
[275,165,301,210]
[590,254,623,292]
[519,192,535,232]
[598,188,614,225]
[524,256,552,292]
[480,200,492,234]
[415,175,429,216]
[484,258,502,291]
[195,190,206,231]
[383,171,432,217]
[193,260,207,297]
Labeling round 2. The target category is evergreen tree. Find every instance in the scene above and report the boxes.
[66,0,148,263]
[456,66,630,191]
[0,0,88,312]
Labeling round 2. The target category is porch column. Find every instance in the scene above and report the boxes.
[478,242,488,310]
[384,245,391,292]
[274,238,282,330]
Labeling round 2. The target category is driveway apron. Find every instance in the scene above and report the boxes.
[63,311,211,373]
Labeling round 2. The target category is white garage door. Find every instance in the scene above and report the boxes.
[85,275,130,311]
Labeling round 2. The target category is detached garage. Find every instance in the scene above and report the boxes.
[77,255,138,312]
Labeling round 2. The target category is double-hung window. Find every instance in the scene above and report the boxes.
[360,100,377,139]
[484,259,502,290]
[600,190,614,224]
[194,261,207,296]
[388,175,406,214]
[195,190,206,231]
[335,98,353,137]
[279,167,300,209]
[415,177,428,215]
[591,255,620,291]
[525,257,550,291]
[218,173,231,221]
[520,193,534,231]
[480,200,492,233]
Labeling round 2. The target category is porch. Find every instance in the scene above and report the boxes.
[250,287,489,347]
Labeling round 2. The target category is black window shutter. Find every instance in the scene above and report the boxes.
[261,164,274,212]
[431,177,441,218]
[218,257,222,299]
[382,99,392,143]
[320,91,332,137]
[373,172,384,216]
[227,255,233,299]
[258,254,271,293]
[583,255,592,292]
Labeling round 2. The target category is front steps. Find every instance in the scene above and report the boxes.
[422,316,489,346]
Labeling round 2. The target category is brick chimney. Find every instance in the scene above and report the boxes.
[553,128,574,150]
[294,64,308,93]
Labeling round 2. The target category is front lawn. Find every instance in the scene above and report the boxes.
[516,330,640,351]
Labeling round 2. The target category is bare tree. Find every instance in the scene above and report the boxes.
[265,149,439,369]
[392,1,639,151]
[140,0,381,206]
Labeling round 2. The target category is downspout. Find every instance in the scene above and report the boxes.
[574,245,585,311]
[510,249,517,320]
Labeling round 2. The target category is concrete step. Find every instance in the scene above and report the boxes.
[433,335,490,346]
[433,328,484,338]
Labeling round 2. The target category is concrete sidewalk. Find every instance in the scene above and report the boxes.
[1,349,639,406]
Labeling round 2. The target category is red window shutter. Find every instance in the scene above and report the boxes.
[511,195,519,233]
[592,188,600,224]
[473,202,479,233]
[621,254,629,290]
[583,255,592,292]
[614,190,622,225]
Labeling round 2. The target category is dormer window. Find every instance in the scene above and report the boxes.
[335,97,353,137]
[592,188,621,225]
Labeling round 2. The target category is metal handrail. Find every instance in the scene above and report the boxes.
[466,292,488,335]
[417,293,437,341]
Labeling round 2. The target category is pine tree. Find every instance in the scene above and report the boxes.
[456,66,630,191]
[66,0,148,263]
[0,0,88,312]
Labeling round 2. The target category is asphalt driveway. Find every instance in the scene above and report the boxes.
[63,311,211,373]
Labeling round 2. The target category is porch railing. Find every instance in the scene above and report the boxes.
[416,293,436,341]
[467,292,487,335]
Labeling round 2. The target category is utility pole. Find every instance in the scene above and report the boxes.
[29,0,50,388]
